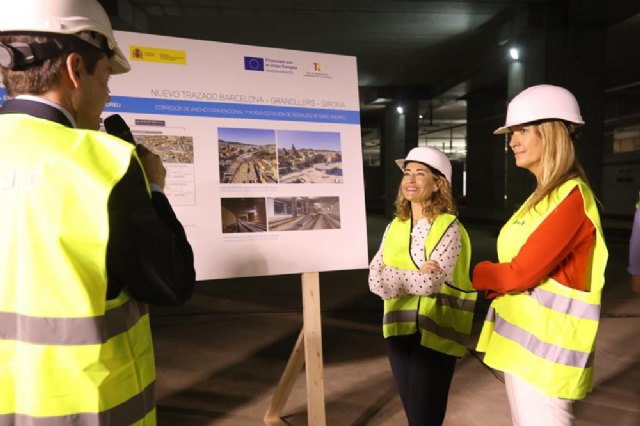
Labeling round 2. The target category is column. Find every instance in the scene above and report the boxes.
[380,99,419,217]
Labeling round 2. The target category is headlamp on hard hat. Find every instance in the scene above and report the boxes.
[0,39,63,70]
[0,42,34,69]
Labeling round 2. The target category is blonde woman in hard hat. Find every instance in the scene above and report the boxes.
[0,0,195,424]
[472,84,608,425]
[368,146,476,426]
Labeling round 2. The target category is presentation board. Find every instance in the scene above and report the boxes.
[0,31,369,280]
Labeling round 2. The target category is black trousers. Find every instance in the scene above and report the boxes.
[386,333,457,426]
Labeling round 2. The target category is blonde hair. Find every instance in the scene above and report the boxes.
[394,172,458,221]
[521,120,589,212]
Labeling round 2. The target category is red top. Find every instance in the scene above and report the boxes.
[473,187,595,296]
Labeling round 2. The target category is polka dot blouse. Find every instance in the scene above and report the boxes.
[368,217,461,299]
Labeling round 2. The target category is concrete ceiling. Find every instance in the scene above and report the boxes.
[103,1,640,88]
[100,0,640,157]
[105,1,524,88]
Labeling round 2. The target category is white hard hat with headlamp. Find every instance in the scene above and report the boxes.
[494,84,584,134]
[0,0,130,74]
[396,146,452,183]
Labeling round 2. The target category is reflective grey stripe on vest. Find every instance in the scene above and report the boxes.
[530,288,600,320]
[0,298,147,345]
[384,309,417,324]
[0,380,155,426]
[435,292,475,313]
[383,310,469,345]
[487,307,594,368]
[418,314,469,345]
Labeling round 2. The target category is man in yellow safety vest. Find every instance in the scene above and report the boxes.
[0,1,196,424]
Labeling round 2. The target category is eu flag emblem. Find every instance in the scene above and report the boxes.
[244,57,265,71]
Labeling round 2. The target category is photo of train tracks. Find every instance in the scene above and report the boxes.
[277,130,342,184]
[221,198,268,233]
[218,128,278,184]
[267,197,340,231]
[134,134,194,163]
[217,128,344,234]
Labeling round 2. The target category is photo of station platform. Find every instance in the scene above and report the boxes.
[267,197,341,231]
[218,128,278,184]
[221,198,267,233]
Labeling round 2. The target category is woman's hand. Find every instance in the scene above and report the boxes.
[420,260,442,274]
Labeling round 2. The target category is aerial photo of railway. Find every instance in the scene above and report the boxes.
[221,198,267,233]
[277,130,342,183]
[218,127,278,184]
[267,197,340,231]
[134,134,194,163]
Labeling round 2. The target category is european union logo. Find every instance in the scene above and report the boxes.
[244,56,265,71]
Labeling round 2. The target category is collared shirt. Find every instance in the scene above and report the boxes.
[16,95,77,128]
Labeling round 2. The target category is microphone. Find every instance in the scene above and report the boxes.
[104,114,137,146]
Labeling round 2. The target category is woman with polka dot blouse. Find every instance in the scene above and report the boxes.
[368,146,476,426]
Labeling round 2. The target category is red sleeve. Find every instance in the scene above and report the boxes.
[472,188,590,294]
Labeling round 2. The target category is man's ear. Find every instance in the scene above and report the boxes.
[65,53,83,89]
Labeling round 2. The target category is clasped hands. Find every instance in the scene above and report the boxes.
[420,260,443,274]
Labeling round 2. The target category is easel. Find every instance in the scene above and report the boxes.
[264,272,326,426]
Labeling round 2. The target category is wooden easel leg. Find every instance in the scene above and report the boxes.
[264,330,306,425]
[302,271,326,426]
[263,272,326,426]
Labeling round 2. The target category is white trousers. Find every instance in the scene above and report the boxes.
[504,373,574,426]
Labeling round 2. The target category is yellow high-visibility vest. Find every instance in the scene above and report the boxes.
[476,178,608,400]
[0,114,156,424]
[382,213,476,357]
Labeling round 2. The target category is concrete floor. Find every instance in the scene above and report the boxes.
[149,214,640,425]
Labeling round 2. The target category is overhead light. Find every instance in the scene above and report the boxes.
[368,97,393,105]
[396,106,404,114]
[419,114,423,119]
[509,47,520,60]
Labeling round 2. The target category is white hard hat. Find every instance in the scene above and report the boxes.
[395,146,452,182]
[494,84,584,134]
[0,0,130,74]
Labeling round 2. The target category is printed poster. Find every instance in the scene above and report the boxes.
[1,31,368,280]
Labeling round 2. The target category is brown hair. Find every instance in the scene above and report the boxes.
[0,34,106,97]
[521,120,589,212]
[394,171,458,221]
